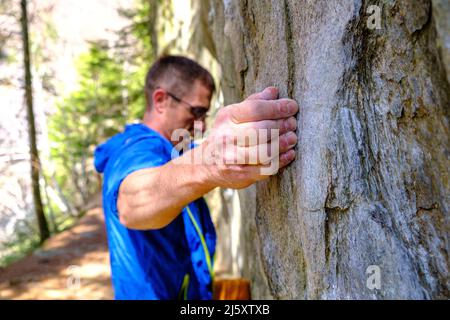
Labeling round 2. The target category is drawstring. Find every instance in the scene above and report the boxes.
[179,205,214,300]
[179,273,190,300]
[186,205,214,279]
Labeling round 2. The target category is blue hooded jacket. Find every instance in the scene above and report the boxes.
[94,123,216,300]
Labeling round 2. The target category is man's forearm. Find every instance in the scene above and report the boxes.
[116,88,299,230]
[117,145,214,230]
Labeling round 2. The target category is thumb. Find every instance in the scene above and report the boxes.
[245,86,279,101]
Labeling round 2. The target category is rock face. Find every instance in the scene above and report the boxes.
[202,0,449,299]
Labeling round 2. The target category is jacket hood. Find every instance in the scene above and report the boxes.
[94,124,153,173]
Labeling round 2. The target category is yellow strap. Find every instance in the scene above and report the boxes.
[186,205,214,280]
[179,273,190,300]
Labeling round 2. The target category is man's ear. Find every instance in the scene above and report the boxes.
[152,88,168,113]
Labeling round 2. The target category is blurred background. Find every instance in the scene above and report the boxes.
[0,0,236,299]
[1,0,448,300]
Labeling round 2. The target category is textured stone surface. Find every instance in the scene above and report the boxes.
[201,0,449,299]
[432,0,450,83]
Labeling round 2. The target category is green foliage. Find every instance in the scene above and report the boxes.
[48,0,159,211]
[0,0,174,267]
[0,224,40,268]
[49,42,130,206]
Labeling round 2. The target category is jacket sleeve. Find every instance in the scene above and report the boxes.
[103,137,170,218]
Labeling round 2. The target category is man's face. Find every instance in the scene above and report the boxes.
[164,80,212,139]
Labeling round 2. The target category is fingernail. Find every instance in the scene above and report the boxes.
[289,150,296,160]
[287,101,298,113]
[287,117,297,131]
[262,87,278,100]
[287,132,297,145]
[267,86,278,96]
[282,150,296,162]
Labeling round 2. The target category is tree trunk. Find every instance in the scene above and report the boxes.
[148,0,159,58]
[20,0,50,243]
[204,0,449,299]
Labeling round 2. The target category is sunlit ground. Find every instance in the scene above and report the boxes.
[0,204,113,300]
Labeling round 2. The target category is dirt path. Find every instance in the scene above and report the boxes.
[0,204,113,300]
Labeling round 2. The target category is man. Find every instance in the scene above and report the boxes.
[94,55,298,300]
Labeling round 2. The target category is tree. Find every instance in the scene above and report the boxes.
[201,0,449,299]
[20,0,49,243]
[49,0,160,212]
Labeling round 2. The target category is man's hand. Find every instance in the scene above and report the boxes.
[118,87,299,229]
[194,86,299,189]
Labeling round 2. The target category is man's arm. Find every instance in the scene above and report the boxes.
[117,147,214,230]
[117,87,299,230]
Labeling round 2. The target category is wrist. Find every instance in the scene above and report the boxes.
[171,142,217,193]
[192,142,217,191]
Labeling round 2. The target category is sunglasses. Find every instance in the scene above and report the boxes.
[165,91,209,120]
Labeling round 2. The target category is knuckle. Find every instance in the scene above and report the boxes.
[269,102,278,118]
[279,118,287,131]
[280,134,289,149]
[217,107,230,120]
[279,100,287,114]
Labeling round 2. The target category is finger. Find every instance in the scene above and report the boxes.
[256,148,296,175]
[240,157,284,178]
[279,149,296,169]
[222,132,297,164]
[229,99,299,123]
[234,149,296,180]
[256,131,297,164]
[234,117,297,146]
[245,87,279,101]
